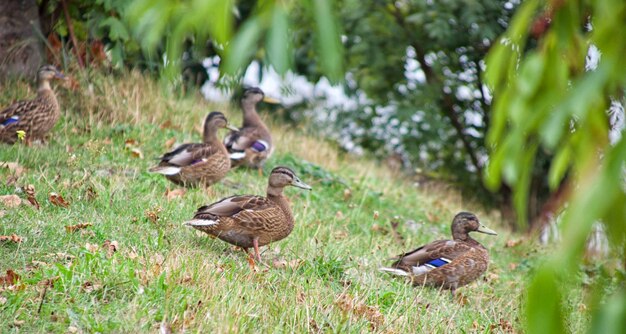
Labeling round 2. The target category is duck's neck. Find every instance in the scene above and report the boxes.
[453,233,482,248]
[36,79,59,110]
[241,100,262,128]
[203,124,220,144]
[267,187,294,227]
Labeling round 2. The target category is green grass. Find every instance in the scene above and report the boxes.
[0,71,590,333]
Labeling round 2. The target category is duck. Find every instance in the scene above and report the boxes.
[0,65,64,144]
[149,111,238,187]
[379,212,497,295]
[224,87,278,170]
[185,166,311,262]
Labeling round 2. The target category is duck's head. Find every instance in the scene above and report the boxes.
[268,166,312,191]
[204,111,238,131]
[451,212,497,238]
[241,87,279,106]
[37,65,65,82]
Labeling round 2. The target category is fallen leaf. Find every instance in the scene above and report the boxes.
[272,259,302,269]
[343,188,352,201]
[335,293,385,330]
[129,147,144,159]
[124,139,138,146]
[335,211,344,220]
[373,211,380,220]
[49,193,70,208]
[145,207,162,224]
[505,239,522,248]
[0,234,23,243]
[0,195,21,208]
[0,270,19,286]
[65,223,93,233]
[102,240,118,257]
[164,188,186,200]
[85,243,99,253]
[508,263,518,270]
[12,320,25,327]
[0,296,6,305]
[160,322,173,334]
[23,184,40,209]
[164,137,176,149]
[85,186,97,201]
[0,161,25,176]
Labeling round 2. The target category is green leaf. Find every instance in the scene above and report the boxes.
[309,0,343,83]
[223,17,263,75]
[526,266,566,334]
[266,3,291,75]
[99,17,130,41]
[547,146,571,189]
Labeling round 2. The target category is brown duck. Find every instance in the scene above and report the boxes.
[0,65,64,144]
[379,212,497,295]
[224,87,278,169]
[149,112,238,187]
[185,166,311,261]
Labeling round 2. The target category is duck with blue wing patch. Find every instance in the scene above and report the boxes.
[224,87,279,170]
[149,112,238,187]
[0,65,64,144]
[379,212,497,296]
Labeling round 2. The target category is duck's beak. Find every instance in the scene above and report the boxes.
[477,224,498,235]
[292,178,312,190]
[262,96,280,104]
[226,124,239,131]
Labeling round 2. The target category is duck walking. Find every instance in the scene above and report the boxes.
[379,212,497,295]
[185,166,311,262]
[149,112,238,187]
[224,87,278,170]
[0,65,64,144]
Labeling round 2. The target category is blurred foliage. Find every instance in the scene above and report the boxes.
[485,0,626,332]
[125,0,343,82]
[290,0,519,211]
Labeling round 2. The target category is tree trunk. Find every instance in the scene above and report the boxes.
[0,0,44,80]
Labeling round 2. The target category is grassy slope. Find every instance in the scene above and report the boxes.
[0,71,587,333]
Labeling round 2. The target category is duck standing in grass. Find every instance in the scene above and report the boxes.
[149,112,238,187]
[224,87,279,170]
[379,212,497,296]
[0,65,64,144]
[185,166,311,263]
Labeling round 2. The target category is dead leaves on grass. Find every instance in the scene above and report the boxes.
[335,293,385,330]
[85,240,119,257]
[23,184,40,209]
[65,223,93,233]
[0,234,23,243]
[0,270,20,286]
[49,192,70,208]
[0,194,21,208]
[145,206,162,223]
[125,138,144,159]
[164,188,186,200]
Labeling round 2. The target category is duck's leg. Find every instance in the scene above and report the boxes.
[257,167,263,177]
[242,247,256,268]
[253,237,261,262]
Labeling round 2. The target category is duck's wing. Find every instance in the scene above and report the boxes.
[0,100,33,128]
[224,127,270,157]
[188,195,283,231]
[391,240,473,267]
[158,143,219,167]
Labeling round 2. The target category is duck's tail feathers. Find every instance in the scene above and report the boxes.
[378,267,410,276]
[184,219,218,227]
[149,166,181,175]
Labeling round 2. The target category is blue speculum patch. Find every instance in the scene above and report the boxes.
[1,116,19,126]
[251,141,267,152]
[426,258,450,267]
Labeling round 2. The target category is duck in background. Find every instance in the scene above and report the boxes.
[149,111,238,187]
[224,87,279,172]
[0,65,65,144]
